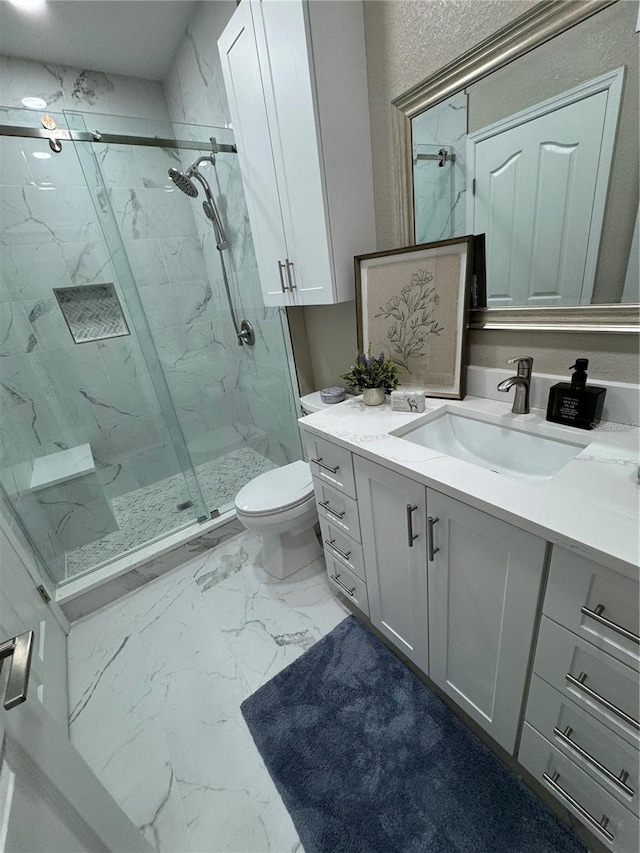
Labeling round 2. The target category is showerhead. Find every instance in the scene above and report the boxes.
[202,200,215,222]
[168,167,198,197]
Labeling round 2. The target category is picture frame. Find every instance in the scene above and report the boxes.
[355,236,474,399]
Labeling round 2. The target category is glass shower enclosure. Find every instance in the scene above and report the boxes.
[0,106,302,589]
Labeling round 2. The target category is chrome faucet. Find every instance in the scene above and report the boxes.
[497,356,533,414]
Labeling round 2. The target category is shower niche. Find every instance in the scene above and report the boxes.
[54,283,130,344]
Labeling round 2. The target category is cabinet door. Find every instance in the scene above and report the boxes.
[354,457,429,672]
[253,0,334,304]
[218,1,292,306]
[427,489,546,753]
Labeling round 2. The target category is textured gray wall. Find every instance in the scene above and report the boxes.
[303,0,639,390]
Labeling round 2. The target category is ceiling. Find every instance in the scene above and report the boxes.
[0,0,198,80]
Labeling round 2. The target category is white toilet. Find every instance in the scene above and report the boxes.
[234,392,349,579]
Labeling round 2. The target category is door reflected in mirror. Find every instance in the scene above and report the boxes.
[410,0,639,310]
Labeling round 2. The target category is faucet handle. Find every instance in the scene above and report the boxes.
[506,355,533,376]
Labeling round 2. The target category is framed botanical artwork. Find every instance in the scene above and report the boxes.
[355,236,474,399]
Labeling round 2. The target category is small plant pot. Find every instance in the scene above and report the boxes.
[362,387,386,406]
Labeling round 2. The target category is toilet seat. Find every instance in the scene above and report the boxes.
[235,460,314,517]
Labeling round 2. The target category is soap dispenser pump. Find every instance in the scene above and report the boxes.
[546,358,606,430]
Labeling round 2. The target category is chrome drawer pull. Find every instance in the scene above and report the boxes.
[406,504,418,548]
[427,516,440,561]
[566,671,640,731]
[311,457,339,474]
[581,604,640,645]
[553,726,635,797]
[330,572,355,597]
[324,539,352,561]
[319,500,345,520]
[543,772,614,842]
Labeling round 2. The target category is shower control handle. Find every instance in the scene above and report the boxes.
[277,261,288,294]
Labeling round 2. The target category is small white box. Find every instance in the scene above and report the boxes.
[390,390,426,412]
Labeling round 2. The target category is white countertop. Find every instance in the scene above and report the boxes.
[300,396,640,575]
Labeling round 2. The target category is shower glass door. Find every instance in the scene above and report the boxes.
[1,105,303,587]
[0,106,208,585]
[67,111,303,517]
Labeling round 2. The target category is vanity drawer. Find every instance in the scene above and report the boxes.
[306,434,356,498]
[519,723,639,852]
[319,517,365,581]
[534,617,640,748]
[325,552,369,616]
[313,478,361,542]
[525,674,639,815]
[544,548,639,669]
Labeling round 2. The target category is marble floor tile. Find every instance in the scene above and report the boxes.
[68,528,349,851]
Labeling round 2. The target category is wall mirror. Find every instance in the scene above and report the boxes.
[392,0,639,332]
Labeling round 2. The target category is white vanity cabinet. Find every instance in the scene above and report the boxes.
[426,489,547,753]
[354,457,429,673]
[519,547,640,852]
[353,456,547,752]
[218,0,375,307]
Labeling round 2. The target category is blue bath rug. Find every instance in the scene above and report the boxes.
[241,615,586,853]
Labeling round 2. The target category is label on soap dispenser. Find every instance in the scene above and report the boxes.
[559,395,580,421]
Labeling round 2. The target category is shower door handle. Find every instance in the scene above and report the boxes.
[277,261,288,294]
[285,259,296,291]
[0,631,34,710]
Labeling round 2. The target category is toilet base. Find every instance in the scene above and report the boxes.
[261,526,323,579]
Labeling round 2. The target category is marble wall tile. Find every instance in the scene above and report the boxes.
[31,344,109,398]
[0,243,73,302]
[22,297,77,349]
[122,239,170,288]
[0,303,39,355]
[35,475,118,552]
[59,238,117,286]
[154,319,227,370]
[0,353,50,411]
[109,186,198,242]
[0,56,169,121]
[159,234,208,283]
[0,186,99,246]
[0,396,78,465]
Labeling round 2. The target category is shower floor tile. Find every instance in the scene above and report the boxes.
[64,447,277,580]
[67,530,349,852]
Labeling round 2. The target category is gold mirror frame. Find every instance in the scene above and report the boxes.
[392,0,639,333]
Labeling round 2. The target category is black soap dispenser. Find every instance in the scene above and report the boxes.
[546,359,606,430]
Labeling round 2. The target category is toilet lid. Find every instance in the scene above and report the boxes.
[235,460,314,515]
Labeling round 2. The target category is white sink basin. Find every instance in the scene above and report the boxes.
[394,410,591,481]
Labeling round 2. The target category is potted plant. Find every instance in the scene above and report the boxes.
[342,350,400,406]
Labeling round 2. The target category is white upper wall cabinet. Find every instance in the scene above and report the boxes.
[218,0,376,306]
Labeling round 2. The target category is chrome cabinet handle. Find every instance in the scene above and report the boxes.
[324,539,352,561]
[277,260,287,293]
[406,504,418,548]
[319,500,345,520]
[427,516,440,561]
[566,671,640,730]
[553,726,634,797]
[0,631,34,710]
[581,603,640,645]
[285,259,296,290]
[330,572,355,597]
[311,457,339,474]
[543,772,614,842]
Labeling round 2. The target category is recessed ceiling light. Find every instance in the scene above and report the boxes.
[32,151,52,160]
[21,96,48,109]
[8,0,46,12]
